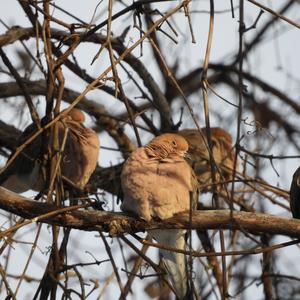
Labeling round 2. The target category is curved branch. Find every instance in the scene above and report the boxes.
[0,80,104,112]
[167,64,300,115]
[0,80,136,156]
[0,26,173,131]
[0,187,298,237]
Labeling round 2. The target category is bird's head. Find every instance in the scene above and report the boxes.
[146,133,189,158]
[210,127,232,147]
[62,108,86,123]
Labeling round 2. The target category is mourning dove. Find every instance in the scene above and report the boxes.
[179,127,235,192]
[290,167,300,218]
[121,133,198,299]
[0,108,100,193]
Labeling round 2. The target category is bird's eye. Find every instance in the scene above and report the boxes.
[171,140,177,146]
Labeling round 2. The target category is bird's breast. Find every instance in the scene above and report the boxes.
[121,150,193,220]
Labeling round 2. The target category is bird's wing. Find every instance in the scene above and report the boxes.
[60,121,100,188]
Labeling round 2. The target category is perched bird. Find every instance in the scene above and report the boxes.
[179,127,235,192]
[121,133,197,299]
[290,167,300,218]
[0,108,100,193]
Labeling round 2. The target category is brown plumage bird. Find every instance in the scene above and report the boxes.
[0,108,100,193]
[179,127,235,192]
[290,167,300,218]
[121,133,198,299]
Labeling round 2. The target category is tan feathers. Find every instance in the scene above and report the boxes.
[0,108,100,193]
[121,133,195,221]
[179,127,235,192]
[121,133,197,299]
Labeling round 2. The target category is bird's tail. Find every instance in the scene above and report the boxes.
[151,229,191,299]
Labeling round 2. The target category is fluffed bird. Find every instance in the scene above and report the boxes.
[290,167,300,218]
[121,133,198,299]
[0,108,100,193]
[179,127,235,192]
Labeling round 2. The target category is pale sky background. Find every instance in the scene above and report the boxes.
[0,1,299,299]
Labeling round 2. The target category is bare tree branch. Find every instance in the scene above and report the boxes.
[0,187,298,238]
